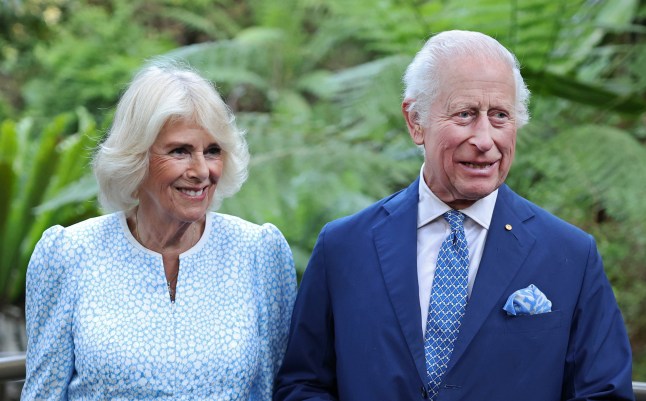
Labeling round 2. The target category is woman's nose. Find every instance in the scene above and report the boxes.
[187,152,209,179]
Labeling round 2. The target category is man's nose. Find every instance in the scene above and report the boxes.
[469,115,495,152]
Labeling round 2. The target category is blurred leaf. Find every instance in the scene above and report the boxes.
[0,109,100,302]
[525,68,646,115]
[33,174,98,214]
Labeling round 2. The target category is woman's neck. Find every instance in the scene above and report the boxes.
[131,207,204,255]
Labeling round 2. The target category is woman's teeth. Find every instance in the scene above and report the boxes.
[180,188,204,196]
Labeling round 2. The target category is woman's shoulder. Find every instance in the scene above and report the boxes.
[28,213,130,291]
[208,212,292,265]
[63,212,122,235]
[38,211,117,247]
[209,212,284,241]
[34,213,124,257]
[210,213,294,285]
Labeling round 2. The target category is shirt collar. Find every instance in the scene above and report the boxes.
[417,165,498,229]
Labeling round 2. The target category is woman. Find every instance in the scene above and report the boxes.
[21,60,296,400]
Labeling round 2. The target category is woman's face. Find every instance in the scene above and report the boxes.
[137,119,223,225]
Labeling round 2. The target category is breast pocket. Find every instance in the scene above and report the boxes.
[505,310,562,333]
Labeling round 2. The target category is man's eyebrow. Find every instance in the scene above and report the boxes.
[446,100,479,110]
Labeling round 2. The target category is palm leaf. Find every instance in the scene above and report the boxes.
[0,114,71,298]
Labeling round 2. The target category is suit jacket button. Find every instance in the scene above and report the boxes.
[420,385,429,399]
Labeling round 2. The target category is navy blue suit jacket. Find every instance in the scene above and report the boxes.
[274,180,634,401]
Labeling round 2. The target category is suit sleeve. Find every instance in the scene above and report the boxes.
[274,225,339,401]
[21,226,76,400]
[564,235,634,401]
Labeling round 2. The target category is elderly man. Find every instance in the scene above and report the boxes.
[274,30,634,401]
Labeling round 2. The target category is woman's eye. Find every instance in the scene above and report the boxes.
[170,147,189,156]
[206,146,222,156]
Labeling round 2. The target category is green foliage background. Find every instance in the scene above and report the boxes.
[1,0,645,379]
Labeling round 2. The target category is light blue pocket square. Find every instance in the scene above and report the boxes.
[503,284,552,316]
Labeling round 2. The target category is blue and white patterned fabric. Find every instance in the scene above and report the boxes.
[503,284,552,316]
[22,212,296,400]
[424,210,469,400]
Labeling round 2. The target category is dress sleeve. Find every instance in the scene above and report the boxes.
[249,223,297,401]
[21,225,77,400]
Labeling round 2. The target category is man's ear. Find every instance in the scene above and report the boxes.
[402,100,424,145]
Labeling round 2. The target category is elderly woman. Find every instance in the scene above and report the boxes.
[21,61,296,400]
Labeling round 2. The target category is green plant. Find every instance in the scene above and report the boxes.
[0,108,100,303]
[164,3,646,361]
[20,0,175,123]
[2,0,645,378]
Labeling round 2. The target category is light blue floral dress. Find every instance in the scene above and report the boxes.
[22,212,296,400]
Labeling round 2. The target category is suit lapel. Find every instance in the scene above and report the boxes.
[372,179,428,384]
[446,185,536,371]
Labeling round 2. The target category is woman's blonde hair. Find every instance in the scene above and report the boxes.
[93,59,249,212]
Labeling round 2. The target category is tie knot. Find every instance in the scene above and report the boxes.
[443,210,465,231]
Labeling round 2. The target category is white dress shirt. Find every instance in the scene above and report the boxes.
[416,166,498,332]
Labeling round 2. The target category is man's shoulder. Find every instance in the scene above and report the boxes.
[325,183,414,234]
[499,185,591,239]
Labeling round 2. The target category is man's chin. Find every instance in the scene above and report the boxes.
[459,184,501,202]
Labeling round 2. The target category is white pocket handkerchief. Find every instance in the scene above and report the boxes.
[503,284,552,316]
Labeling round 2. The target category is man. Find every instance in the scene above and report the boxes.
[274,30,634,401]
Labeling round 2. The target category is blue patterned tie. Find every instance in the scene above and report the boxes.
[424,210,469,400]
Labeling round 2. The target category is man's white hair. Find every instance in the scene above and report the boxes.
[403,30,530,128]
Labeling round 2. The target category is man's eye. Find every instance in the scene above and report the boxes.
[457,111,470,118]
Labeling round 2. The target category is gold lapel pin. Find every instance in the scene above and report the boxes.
[505,224,512,231]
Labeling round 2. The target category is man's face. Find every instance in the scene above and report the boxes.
[405,56,518,209]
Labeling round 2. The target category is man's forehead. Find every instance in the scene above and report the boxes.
[436,82,516,111]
